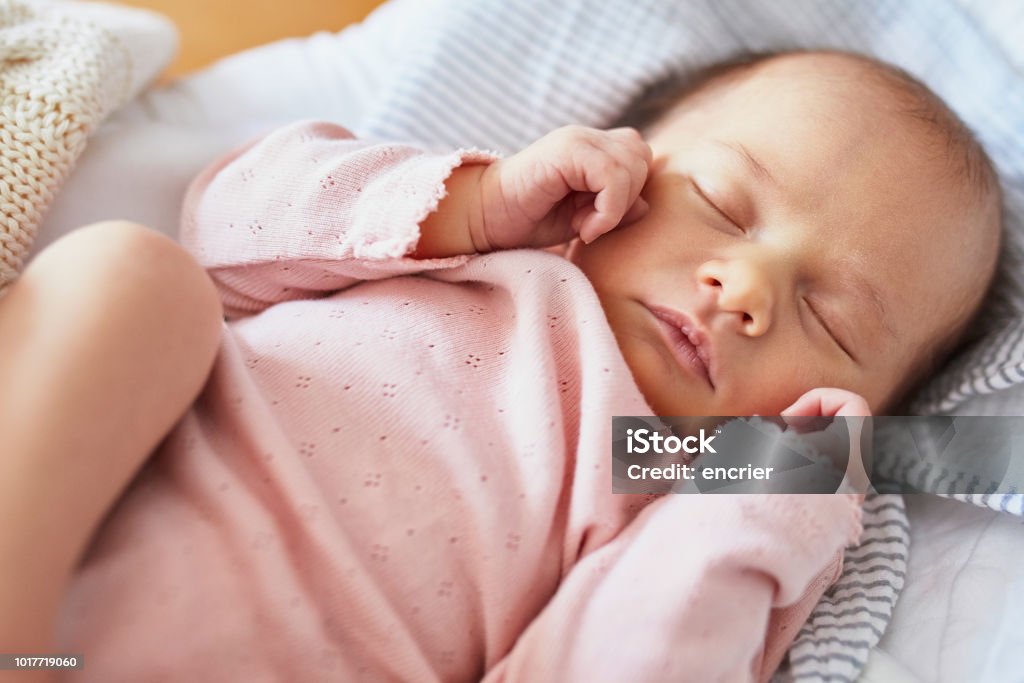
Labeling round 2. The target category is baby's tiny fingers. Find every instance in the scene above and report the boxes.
[587,167,633,240]
[782,388,872,418]
[780,413,824,434]
[601,131,652,215]
[607,127,654,164]
[835,397,872,417]
[620,197,650,226]
[572,204,596,233]
[606,126,644,139]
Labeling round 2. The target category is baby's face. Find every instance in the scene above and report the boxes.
[569,54,988,416]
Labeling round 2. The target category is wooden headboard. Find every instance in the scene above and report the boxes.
[101,0,387,78]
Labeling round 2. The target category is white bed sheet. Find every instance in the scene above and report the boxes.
[32,0,1024,679]
[877,495,1024,682]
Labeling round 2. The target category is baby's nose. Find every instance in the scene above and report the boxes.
[696,259,773,337]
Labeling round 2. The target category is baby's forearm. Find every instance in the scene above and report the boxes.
[412,164,489,259]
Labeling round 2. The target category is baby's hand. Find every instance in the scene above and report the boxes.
[782,388,872,498]
[782,387,872,419]
[474,125,653,251]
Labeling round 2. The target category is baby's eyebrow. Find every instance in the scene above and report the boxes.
[717,141,777,186]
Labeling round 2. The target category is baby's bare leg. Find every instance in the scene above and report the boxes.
[0,221,222,680]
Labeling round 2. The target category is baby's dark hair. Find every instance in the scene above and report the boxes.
[618,49,1004,411]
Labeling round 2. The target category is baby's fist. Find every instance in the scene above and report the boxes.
[782,388,873,498]
[782,388,872,419]
[474,126,653,251]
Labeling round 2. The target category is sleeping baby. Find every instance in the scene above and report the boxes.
[32,49,999,681]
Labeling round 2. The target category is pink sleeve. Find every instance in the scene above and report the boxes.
[482,494,862,683]
[178,119,498,318]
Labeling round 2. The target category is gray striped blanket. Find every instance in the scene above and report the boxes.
[354,1,1023,680]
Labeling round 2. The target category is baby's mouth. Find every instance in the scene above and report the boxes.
[644,303,716,389]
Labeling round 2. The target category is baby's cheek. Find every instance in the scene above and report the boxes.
[738,352,838,414]
[624,345,704,415]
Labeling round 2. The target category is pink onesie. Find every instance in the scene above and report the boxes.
[55,120,862,682]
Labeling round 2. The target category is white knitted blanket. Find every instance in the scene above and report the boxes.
[0,0,173,289]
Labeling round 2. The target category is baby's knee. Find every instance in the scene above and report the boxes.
[26,220,224,350]
[37,220,189,280]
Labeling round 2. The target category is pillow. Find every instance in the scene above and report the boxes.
[950,0,1024,74]
[0,0,175,289]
